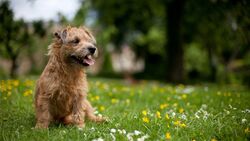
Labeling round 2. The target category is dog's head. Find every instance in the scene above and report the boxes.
[54,26,98,67]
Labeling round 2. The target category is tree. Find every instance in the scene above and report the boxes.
[90,0,249,83]
[183,0,250,82]
[0,1,31,77]
[92,0,165,73]
[165,0,186,82]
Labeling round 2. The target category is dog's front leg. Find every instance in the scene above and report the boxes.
[35,102,52,129]
[72,96,86,128]
[83,99,106,122]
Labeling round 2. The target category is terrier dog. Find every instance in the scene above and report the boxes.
[35,26,105,129]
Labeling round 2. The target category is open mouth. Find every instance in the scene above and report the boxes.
[71,54,95,66]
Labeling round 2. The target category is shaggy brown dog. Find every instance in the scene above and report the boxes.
[35,26,105,129]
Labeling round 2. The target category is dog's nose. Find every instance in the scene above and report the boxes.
[88,47,96,54]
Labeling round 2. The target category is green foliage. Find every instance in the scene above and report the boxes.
[92,0,163,45]
[185,43,210,78]
[32,20,46,38]
[0,1,33,77]
[72,0,91,26]
[135,26,166,56]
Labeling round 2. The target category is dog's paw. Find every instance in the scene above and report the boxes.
[97,116,110,123]
[35,123,49,129]
[77,123,85,129]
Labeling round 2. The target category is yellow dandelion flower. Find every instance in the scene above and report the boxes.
[160,104,168,109]
[142,110,147,116]
[90,97,95,101]
[142,117,149,123]
[126,99,130,104]
[179,108,184,113]
[7,91,11,97]
[23,89,33,96]
[12,80,19,87]
[211,138,217,141]
[24,80,34,87]
[111,98,118,104]
[95,96,100,100]
[173,120,181,126]
[182,94,187,99]
[245,127,250,133]
[7,85,12,91]
[165,132,171,140]
[156,111,161,119]
[99,106,105,111]
[165,113,170,120]
[180,123,187,128]
[160,88,165,93]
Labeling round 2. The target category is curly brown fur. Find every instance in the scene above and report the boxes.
[35,26,105,129]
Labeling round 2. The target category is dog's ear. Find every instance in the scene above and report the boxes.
[54,29,67,43]
[61,29,67,41]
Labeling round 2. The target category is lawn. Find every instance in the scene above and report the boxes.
[0,78,250,141]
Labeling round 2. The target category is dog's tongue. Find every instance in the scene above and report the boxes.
[83,55,95,66]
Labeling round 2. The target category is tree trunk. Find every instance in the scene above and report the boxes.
[10,55,18,78]
[207,43,217,82]
[165,0,185,83]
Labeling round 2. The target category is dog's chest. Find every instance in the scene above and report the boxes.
[50,88,83,116]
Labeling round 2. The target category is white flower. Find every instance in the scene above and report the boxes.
[201,104,207,109]
[224,109,230,115]
[242,109,250,113]
[92,138,104,141]
[118,129,122,134]
[204,86,208,91]
[134,130,141,136]
[111,128,116,133]
[110,133,116,141]
[182,87,194,94]
[127,133,134,141]
[137,134,149,141]
[91,127,95,131]
[181,114,187,120]
[122,129,127,134]
[60,130,66,134]
[171,112,176,117]
[242,119,247,124]
[78,127,83,131]
[247,109,250,113]
[194,111,200,119]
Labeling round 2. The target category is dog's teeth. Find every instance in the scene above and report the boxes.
[87,55,92,59]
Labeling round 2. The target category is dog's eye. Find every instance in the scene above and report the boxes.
[71,38,80,44]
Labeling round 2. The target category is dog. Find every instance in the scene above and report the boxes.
[35,26,105,129]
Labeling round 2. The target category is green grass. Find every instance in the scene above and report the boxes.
[0,78,250,141]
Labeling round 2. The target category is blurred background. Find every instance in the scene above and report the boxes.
[0,0,249,85]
